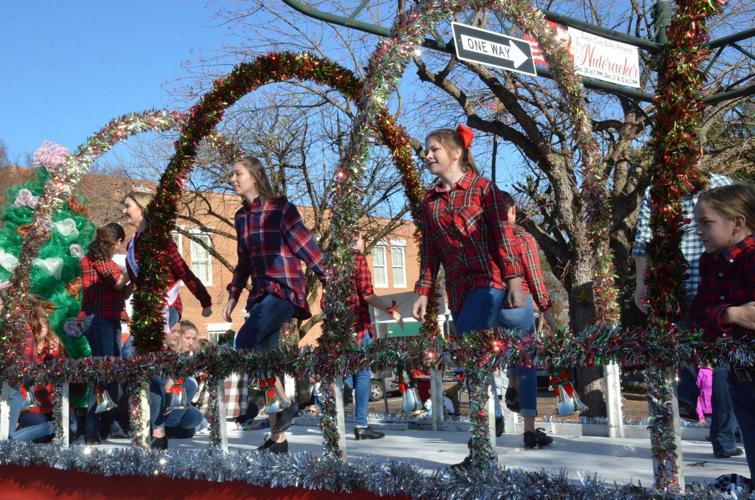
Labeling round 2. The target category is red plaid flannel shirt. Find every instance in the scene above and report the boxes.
[81,256,129,320]
[691,234,754,341]
[415,171,522,313]
[23,334,63,415]
[349,251,375,345]
[513,225,552,311]
[126,231,212,316]
[228,197,324,320]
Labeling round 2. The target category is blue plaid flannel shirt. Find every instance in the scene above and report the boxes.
[632,173,732,298]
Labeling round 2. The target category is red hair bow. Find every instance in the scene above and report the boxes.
[456,124,474,149]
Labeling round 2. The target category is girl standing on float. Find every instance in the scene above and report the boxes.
[80,222,131,445]
[121,190,213,449]
[224,157,325,454]
[411,126,525,467]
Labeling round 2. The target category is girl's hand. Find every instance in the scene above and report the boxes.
[223,299,237,322]
[505,278,525,308]
[201,306,213,318]
[412,295,428,321]
[391,310,404,328]
[725,302,755,330]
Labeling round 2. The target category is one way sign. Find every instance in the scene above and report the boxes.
[452,22,537,77]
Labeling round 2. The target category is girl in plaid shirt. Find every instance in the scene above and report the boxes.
[225,157,325,454]
[692,184,755,478]
[122,190,213,449]
[411,126,524,467]
[80,222,131,445]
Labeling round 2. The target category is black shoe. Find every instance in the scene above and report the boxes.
[258,438,288,453]
[271,402,298,435]
[165,426,195,439]
[450,455,471,472]
[495,416,504,437]
[84,435,101,446]
[524,428,553,449]
[714,448,744,458]
[505,388,520,413]
[258,438,276,451]
[32,434,55,444]
[355,426,385,440]
[150,435,168,450]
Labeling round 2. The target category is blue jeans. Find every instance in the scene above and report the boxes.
[8,389,55,442]
[498,293,537,417]
[451,287,506,418]
[149,377,167,430]
[83,315,122,438]
[728,371,755,478]
[345,334,372,427]
[235,295,295,352]
[710,366,738,455]
[164,377,205,433]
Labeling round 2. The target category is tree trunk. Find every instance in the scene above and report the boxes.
[568,245,607,417]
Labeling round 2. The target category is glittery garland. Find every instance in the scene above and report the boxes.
[129,52,395,354]
[484,0,618,325]
[128,381,149,449]
[316,2,466,459]
[0,442,734,498]
[644,0,723,491]
[51,384,65,447]
[646,0,722,323]
[465,369,496,469]
[646,367,681,491]
[1,110,198,377]
[13,331,752,390]
[319,382,343,459]
[206,376,223,450]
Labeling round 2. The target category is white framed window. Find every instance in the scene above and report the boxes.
[171,231,183,256]
[372,244,388,288]
[207,323,233,345]
[189,230,213,286]
[390,241,407,288]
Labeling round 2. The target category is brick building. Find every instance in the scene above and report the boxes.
[0,167,422,345]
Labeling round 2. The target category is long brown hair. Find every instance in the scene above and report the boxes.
[87,222,126,261]
[425,128,479,175]
[234,157,278,202]
[29,296,65,355]
[698,184,755,231]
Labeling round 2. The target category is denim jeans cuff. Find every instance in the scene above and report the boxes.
[520,409,537,417]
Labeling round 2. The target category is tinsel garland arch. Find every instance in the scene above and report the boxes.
[128,52,431,355]
[0,109,234,383]
[644,0,724,491]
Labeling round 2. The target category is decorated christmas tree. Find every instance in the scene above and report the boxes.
[0,144,95,406]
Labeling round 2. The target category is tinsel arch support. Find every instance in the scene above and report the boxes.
[0,110,234,382]
[129,52,429,354]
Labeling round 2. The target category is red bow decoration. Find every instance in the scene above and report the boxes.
[170,376,185,395]
[549,370,575,398]
[456,124,474,149]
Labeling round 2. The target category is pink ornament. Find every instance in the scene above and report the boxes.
[32,140,70,173]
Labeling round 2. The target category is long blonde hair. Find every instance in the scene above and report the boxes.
[235,157,278,202]
[123,190,154,224]
[425,128,479,175]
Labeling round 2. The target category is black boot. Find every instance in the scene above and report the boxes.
[258,438,288,453]
[271,402,298,434]
[523,428,553,449]
[150,435,168,450]
[355,426,385,440]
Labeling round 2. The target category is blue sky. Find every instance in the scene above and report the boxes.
[0,1,231,163]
